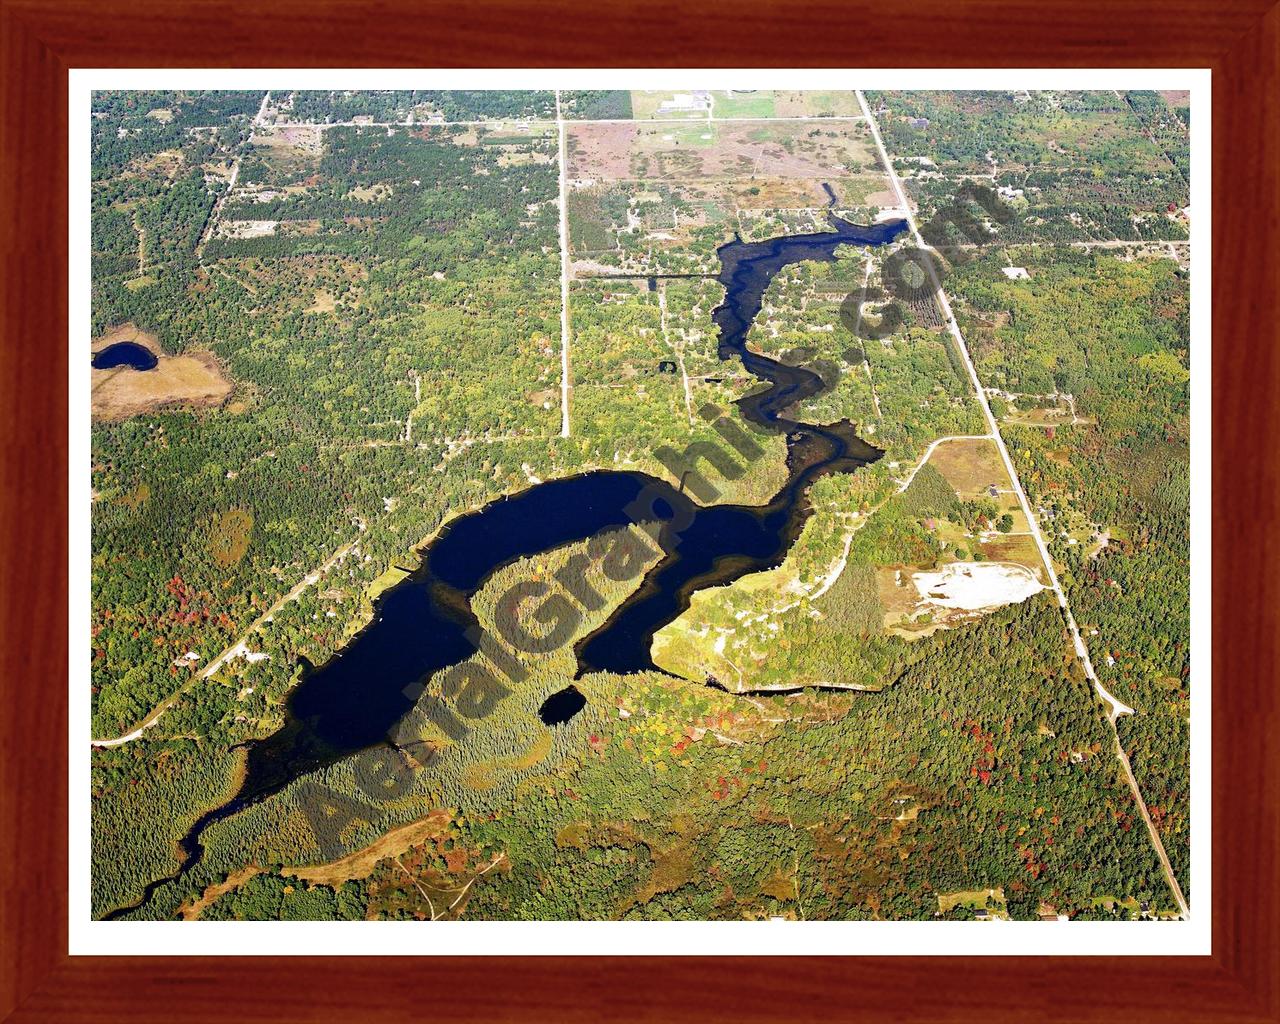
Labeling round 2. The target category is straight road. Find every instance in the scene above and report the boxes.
[555,89,572,439]
[91,537,357,748]
[858,90,1187,919]
[258,115,868,130]
[195,90,272,259]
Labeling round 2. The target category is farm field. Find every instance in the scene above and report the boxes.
[564,119,892,273]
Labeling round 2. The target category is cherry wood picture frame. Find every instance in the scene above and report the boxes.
[2,1,1276,1020]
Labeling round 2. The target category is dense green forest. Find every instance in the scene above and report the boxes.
[284,91,556,123]
[109,539,1173,922]
[561,90,634,120]
[946,247,1191,895]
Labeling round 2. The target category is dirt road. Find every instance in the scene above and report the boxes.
[91,538,357,747]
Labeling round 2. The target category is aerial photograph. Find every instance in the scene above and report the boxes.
[89,87,1192,923]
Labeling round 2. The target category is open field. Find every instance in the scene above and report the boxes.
[563,119,890,271]
[977,532,1045,576]
[709,91,775,119]
[623,90,865,121]
[91,324,233,422]
[236,125,323,189]
[287,811,453,887]
[938,887,1009,919]
[568,120,880,182]
[925,436,1011,499]
[773,91,865,117]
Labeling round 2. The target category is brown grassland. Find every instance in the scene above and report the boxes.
[91,323,233,422]
[285,810,454,887]
[207,507,254,569]
[925,437,1011,498]
[567,121,880,182]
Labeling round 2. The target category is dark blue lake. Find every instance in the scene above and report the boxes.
[92,341,158,371]
[104,209,908,919]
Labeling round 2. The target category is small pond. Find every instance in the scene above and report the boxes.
[538,685,588,726]
[92,342,158,371]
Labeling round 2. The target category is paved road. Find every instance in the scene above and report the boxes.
[858,90,1188,919]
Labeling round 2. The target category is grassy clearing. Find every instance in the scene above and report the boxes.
[208,508,254,569]
[773,91,864,117]
[366,564,411,603]
[938,886,1008,918]
[286,810,454,887]
[977,535,1046,580]
[926,437,1010,499]
[711,91,776,119]
[91,323,234,422]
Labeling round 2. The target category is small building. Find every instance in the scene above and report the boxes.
[1001,266,1030,280]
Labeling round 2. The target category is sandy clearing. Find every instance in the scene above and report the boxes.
[912,561,1044,611]
[216,219,278,239]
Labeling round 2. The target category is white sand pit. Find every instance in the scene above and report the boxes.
[911,562,1044,611]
